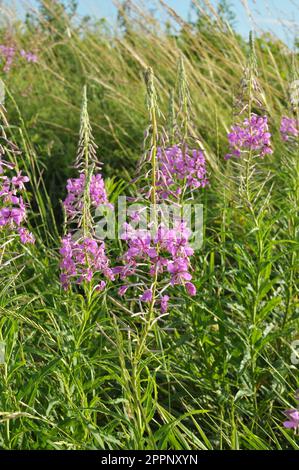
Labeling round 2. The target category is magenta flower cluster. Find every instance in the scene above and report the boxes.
[0,44,38,73]
[280,116,298,142]
[0,45,15,73]
[61,169,113,290]
[0,156,35,244]
[63,172,110,219]
[283,390,299,431]
[113,220,196,314]
[109,144,207,312]
[20,49,38,63]
[156,145,209,199]
[225,114,272,159]
[60,234,114,290]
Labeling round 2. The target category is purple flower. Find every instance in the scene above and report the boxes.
[63,173,85,217]
[283,390,299,432]
[160,295,170,314]
[0,201,26,226]
[26,52,38,63]
[140,289,153,303]
[115,217,195,312]
[0,44,16,72]
[0,45,38,71]
[90,173,109,206]
[0,207,12,226]
[225,114,272,159]
[280,116,298,142]
[118,285,129,296]
[11,203,26,226]
[283,409,299,430]
[60,234,114,290]
[11,172,30,189]
[156,145,209,199]
[130,211,141,222]
[20,49,38,63]
[63,171,110,219]
[185,282,196,296]
[0,155,34,244]
[95,280,106,291]
[18,227,35,244]
[0,176,21,204]
[0,159,14,174]
[167,257,192,285]
[156,222,194,258]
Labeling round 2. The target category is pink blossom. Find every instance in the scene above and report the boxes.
[185,282,196,296]
[63,172,110,219]
[0,155,34,244]
[140,289,153,303]
[95,280,106,291]
[115,219,196,311]
[167,257,192,285]
[160,295,170,314]
[0,159,14,174]
[283,409,299,430]
[280,116,298,142]
[156,145,208,199]
[60,234,114,290]
[18,227,35,244]
[118,285,129,296]
[225,114,272,159]
[11,172,30,189]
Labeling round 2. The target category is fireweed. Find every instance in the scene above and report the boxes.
[283,390,299,433]
[60,234,112,291]
[63,172,111,221]
[280,116,298,142]
[60,87,113,290]
[109,64,205,444]
[155,58,208,201]
[0,43,38,73]
[223,34,273,218]
[155,145,208,200]
[225,32,273,164]
[0,130,35,245]
[113,219,196,315]
[223,33,277,411]
[113,64,205,316]
[225,114,272,160]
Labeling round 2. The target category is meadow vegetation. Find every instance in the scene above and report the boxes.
[0,0,298,450]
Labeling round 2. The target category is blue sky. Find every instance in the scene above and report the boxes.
[13,1,299,45]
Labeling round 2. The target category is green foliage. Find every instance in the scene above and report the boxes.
[0,1,298,450]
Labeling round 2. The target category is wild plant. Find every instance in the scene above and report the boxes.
[0,84,35,256]
[60,86,114,294]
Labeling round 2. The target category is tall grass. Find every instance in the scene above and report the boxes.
[0,0,298,450]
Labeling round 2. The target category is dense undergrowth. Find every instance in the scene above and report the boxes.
[0,0,298,450]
